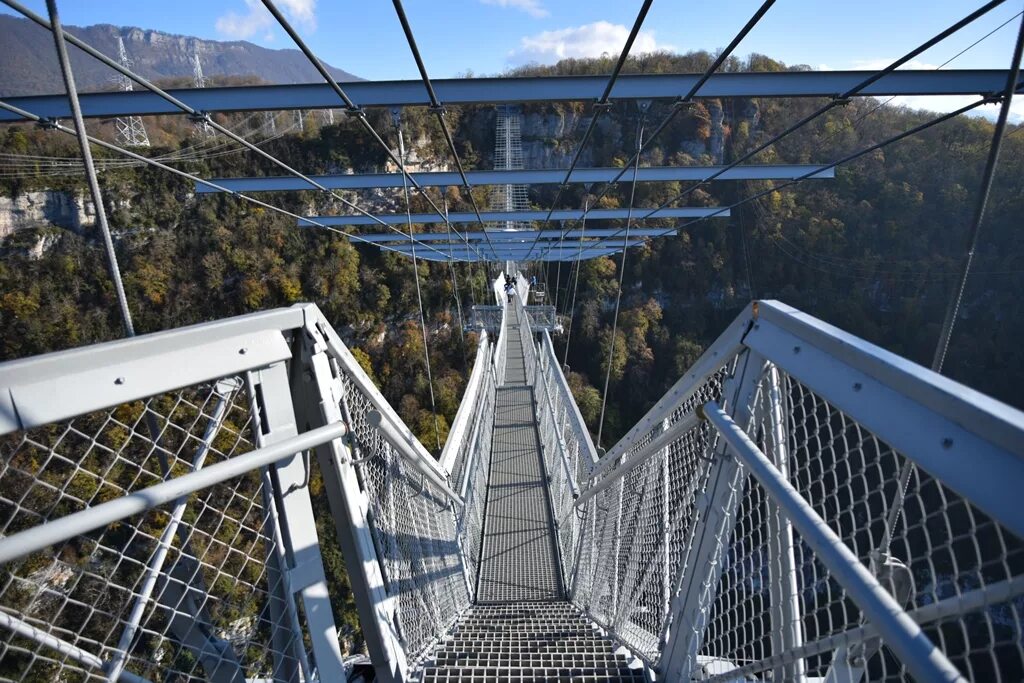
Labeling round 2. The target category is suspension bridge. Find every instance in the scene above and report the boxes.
[0,0,1023,681]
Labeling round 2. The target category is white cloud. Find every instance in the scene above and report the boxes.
[481,0,548,19]
[216,0,316,40]
[509,21,671,64]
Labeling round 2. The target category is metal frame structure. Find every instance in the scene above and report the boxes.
[2,71,1019,121]
[195,165,835,193]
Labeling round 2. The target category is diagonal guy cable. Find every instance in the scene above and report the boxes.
[259,0,484,261]
[391,0,497,261]
[533,0,777,261]
[576,0,1010,257]
[0,0,458,261]
[520,0,655,261]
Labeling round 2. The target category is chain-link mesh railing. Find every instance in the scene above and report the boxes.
[563,301,1024,681]
[335,366,470,659]
[532,331,599,590]
[0,373,313,682]
[513,295,536,383]
[568,358,732,664]
[689,361,1024,682]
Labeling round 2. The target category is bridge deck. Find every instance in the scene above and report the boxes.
[475,304,563,603]
[416,304,645,681]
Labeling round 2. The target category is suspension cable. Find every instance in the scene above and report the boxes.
[880,10,1024,558]
[43,0,134,338]
[395,112,443,453]
[259,0,484,262]
[391,0,498,260]
[519,0,654,262]
[561,201,589,369]
[529,0,776,261]
[441,190,471,371]
[0,100,455,264]
[559,0,1009,258]
[0,0,464,263]
[596,115,645,448]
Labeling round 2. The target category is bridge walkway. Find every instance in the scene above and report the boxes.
[414,303,645,682]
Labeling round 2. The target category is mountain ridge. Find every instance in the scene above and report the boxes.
[0,14,360,97]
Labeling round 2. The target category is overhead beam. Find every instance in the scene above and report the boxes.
[0,71,1016,122]
[300,207,727,228]
[196,165,835,193]
[407,248,626,262]
[346,227,676,244]
[387,239,647,252]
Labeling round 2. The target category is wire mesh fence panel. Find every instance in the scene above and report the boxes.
[689,362,1024,682]
[568,361,732,665]
[336,367,470,661]
[0,377,311,682]
[455,366,496,599]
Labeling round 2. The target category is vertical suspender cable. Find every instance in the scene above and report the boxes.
[396,113,443,453]
[882,12,1024,554]
[45,0,134,338]
[596,116,645,448]
[932,13,1024,374]
[562,201,589,369]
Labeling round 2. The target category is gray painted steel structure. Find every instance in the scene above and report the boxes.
[300,206,728,228]
[2,70,1018,121]
[196,164,834,193]
[345,227,676,243]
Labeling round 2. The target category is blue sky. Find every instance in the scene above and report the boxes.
[4,0,1022,118]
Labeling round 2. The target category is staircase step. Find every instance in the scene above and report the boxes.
[414,601,646,682]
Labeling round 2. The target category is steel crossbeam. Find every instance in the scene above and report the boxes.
[1,71,1017,121]
[300,207,728,228]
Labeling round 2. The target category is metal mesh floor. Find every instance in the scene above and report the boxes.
[416,602,646,682]
[475,305,562,603]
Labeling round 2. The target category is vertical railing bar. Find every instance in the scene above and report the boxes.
[703,401,965,683]
[103,382,238,683]
[763,366,806,683]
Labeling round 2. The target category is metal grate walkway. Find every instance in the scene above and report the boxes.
[415,303,647,681]
[476,304,562,603]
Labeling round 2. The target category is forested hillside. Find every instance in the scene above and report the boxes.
[1,51,1022,649]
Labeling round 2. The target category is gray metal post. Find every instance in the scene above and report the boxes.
[289,314,408,683]
[45,0,134,337]
[704,403,965,683]
[659,349,766,679]
[763,365,806,683]
[248,361,347,683]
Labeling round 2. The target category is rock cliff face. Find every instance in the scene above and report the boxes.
[0,191,94,239]
[0,15,360,97]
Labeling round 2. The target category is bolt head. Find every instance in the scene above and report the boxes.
[114,377,126,385]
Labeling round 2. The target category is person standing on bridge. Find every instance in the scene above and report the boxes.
[504,280,514,304]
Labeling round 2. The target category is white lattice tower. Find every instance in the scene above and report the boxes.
[191,48,214,139]
[489,105,530,231]
[112,36,150,147]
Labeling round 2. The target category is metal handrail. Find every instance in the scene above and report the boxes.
[0,422,347,565]
[367,410,463,508]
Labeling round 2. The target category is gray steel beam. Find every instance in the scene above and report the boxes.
[346,227,677,244]
[1,71,1016,121]
[196,165,833,193]
[301,207,727,228]
[386,239,646,251]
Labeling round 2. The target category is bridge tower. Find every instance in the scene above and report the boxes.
[112,36,150,148]
[489,105,529,232]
